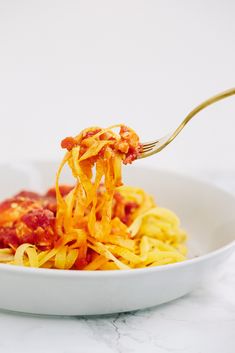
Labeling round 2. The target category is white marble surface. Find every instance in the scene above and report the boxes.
[0,173,234,353]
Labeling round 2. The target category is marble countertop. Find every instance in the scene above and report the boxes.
[0,172,234,353]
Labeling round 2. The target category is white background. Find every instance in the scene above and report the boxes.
[0,0,235,173]
[0,3,235,353]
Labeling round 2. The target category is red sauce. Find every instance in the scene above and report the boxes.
[116,126,142,164]
[0,227,19,249]
[61,137,77,151]
[82,129,101,139]
[21,209,55,230]
[0,189,58,250]
[62,125,141,163]
[46,185,73,198]
[15,191,41,200]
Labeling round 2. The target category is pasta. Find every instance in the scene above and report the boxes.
[0,125,187,270]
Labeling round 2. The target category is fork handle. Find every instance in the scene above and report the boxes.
[166,87,235,148]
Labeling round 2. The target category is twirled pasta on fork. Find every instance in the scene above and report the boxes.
[0,125,187,270]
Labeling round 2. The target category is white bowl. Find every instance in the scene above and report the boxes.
[0,162,234,315]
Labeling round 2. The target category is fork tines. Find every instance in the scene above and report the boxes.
[141,141,157,153]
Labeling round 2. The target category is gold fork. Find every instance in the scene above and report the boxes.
[139,88,235,159]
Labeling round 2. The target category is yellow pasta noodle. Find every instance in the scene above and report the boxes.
[0,125,187,270]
